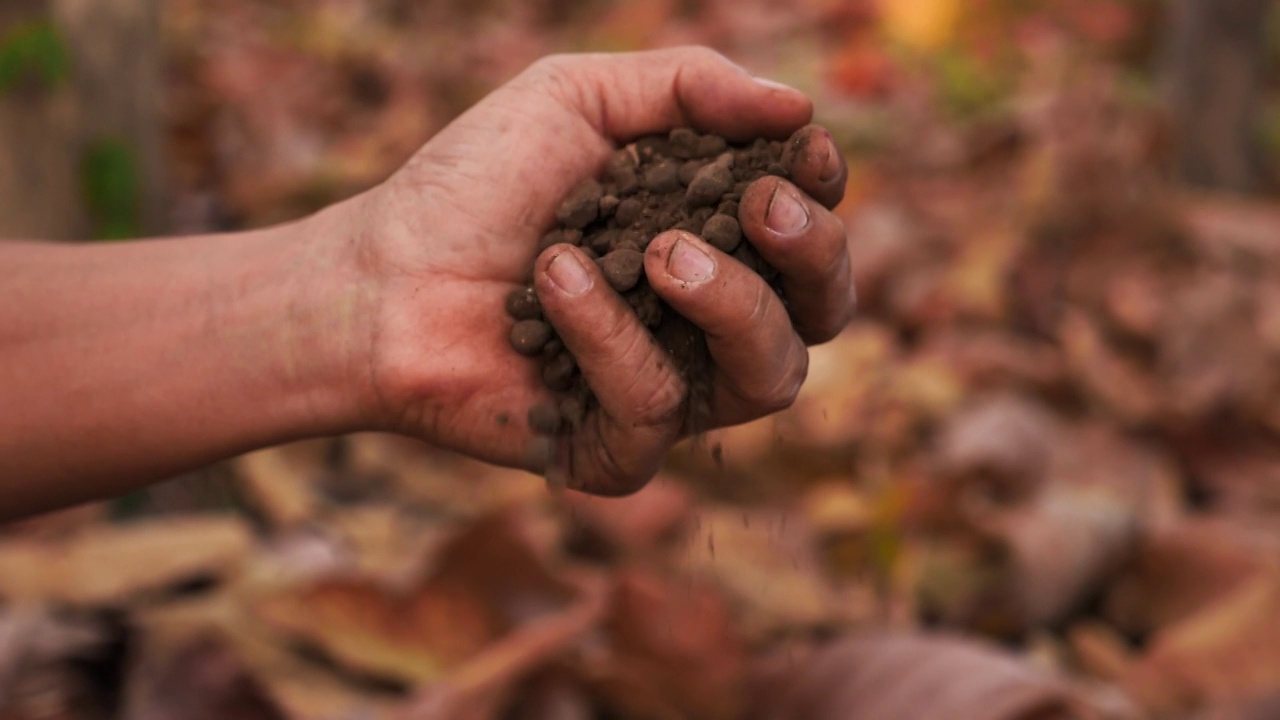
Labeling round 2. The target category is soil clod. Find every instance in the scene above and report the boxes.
[505,287,542,320]
[599,248,645,292]
[510,319,553,356]
[510,128,799,436]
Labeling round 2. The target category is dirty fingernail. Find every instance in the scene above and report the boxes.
[547,252,593,296]
[667,237,715,283]
[753,76,800,93]
[766,185,810,235]
[819,132,842,182]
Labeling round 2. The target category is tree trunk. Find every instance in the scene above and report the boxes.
[0,0,87,239]
[1162,0,1274,194]
[0,0,164,240]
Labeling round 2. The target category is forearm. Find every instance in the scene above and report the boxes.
[0,200,375,518]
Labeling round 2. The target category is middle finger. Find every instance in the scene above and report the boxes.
[644,230,809,426]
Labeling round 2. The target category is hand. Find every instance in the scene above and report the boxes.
[347,47,855,495]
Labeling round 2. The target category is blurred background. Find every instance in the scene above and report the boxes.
[3,1,1280,718]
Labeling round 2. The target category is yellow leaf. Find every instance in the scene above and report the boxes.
[0,517,252,605]
[880,0,963,53]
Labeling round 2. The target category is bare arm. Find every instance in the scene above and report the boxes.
[0,205,372,517]
[0,47,854,519]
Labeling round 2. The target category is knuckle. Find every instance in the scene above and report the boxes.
[676,45,728,66]
[596,315,684,426]
[528,53,575,78]
[804,280,857,345]
[740,280,774,333]
[632,376,685,426]
[590,442,648,497]
[802,320,842,346]
[793,211,845,272]
[525,54,589,102]
[742,344,809,414]
[844,278,859,325]
[581,416,658,498]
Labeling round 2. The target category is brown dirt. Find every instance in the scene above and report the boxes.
[507,128,803,436]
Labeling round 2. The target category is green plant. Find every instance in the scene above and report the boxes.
[81,138,142,240]
[0,20,70,93]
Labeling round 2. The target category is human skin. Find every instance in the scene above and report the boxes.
[0,47,855,519]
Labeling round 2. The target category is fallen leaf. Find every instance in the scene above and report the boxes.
[879,0,963,52]
[561,475,693,560]
[398,576,607,720]
[920,425,1175,632]
[0,607,109,708]
[1103,517,1279,639]
[932,393,1061,511]
[753,632,1098,720]
[255,511,581,686]
[679,506,865,639]
[234,441,331,529]
[0,516,252,606]
[1067,622,1136,683]
[586,569,745,720]
[1125,570,1280,714]
[122,634,286,720]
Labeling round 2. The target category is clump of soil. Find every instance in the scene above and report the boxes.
[507,127,804,436]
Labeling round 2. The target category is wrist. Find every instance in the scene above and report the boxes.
[272,194,383,436]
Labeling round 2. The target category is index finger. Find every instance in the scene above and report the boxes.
[524,46,814,142]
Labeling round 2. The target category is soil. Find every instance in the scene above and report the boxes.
[506,127,804,436]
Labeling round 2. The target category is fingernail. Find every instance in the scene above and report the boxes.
[547,252,592,296]
[818,132,841,182]
[766,185,810,235]
[753,75,800,93]
[667,237,715,283]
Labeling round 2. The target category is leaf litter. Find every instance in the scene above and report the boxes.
[7,1,1280,718]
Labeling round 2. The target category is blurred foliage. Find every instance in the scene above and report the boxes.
[81,138,142,240]
[0,20,69,94]
[6,1,1280,719]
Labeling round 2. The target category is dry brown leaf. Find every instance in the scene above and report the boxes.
[922,328,1067,395]
[1194,694,1280,720]
[397,576,608,720]
[801,481,874,538]
[1059,311,1161,425]
[121,634,287,720]
[979,430,1174,629]
[561,475,692,559]
[0,503,108,541]
[776,322,899,450]
[0,516,252,606]
[0,604,110,717]
[345,434,547,517]
[933,393,1060,510]
[1067,622,1136,683]
[1103,517,1278,638]
[1125,570,1280,714]
[135,591,402,720]
[326,504,450,582]
[752,632,1096,720]
[1187,446,1280,518]
[1180,193,1280,267]
[942,222,1022,321]
[920,425,1175,632]
[679,506,865,639]
[254,512,581,686]
[585,569,745,720]
[1157,270,1269,423]
[234,441,332,528]
[504,669,593,720]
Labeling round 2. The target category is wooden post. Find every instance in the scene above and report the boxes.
[0,0,163,240]
[1162,0,1274,193]
[0,0,87,239]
